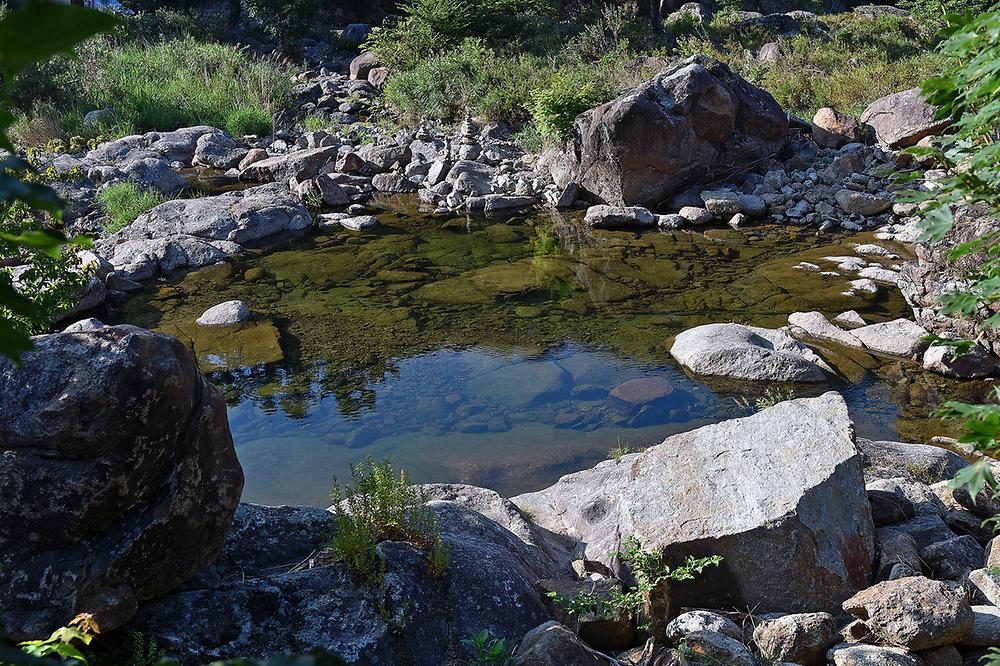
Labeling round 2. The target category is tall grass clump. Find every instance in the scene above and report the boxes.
[330,457,449,584]
[79,39,292,135]
[98,182,167,235]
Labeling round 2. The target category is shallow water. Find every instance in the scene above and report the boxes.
[105,196,984,506]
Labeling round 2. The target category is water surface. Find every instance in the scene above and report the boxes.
[106,197,984,506]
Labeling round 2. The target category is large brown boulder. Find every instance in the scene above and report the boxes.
[842,576,974,650]
[0,325,243,640]
[859,87,950,149]
[549,55,788,208]
[515,392,875,614]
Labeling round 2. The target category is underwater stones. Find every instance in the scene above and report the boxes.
[670,323,829,382]
[609,377,673,407]
[0,326,242,639]
[515,392,875,613]
[163,320,284,372]
[410,277,494,305]
[467,361,570,408]
[196,300,250,326]
[583,205,655,229]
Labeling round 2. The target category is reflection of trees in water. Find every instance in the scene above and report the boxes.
[214,355,402,420]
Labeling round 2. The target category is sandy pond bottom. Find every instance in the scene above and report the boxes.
[105,197,985,506]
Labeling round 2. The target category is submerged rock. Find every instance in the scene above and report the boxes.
[0,326,243,640]
[670,322,829,382]
[515,392,875,614]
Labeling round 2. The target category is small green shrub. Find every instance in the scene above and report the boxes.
[304,115,330,132]
[225,105,273,137]
[329,457,449,584]
[461,629,513,666]
[98,182,167,235]
[545,537,723,630]
[530,70,600,140]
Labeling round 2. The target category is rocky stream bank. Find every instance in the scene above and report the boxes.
[2,43,999,666]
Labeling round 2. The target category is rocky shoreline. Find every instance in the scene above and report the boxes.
[3,37,1000,666]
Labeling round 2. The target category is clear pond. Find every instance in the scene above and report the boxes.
[106,196,982,506]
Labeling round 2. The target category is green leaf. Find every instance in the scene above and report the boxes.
[0,2,119,78]
[0,230,71,259]
[949,460,995,500]
[917,205,955,244]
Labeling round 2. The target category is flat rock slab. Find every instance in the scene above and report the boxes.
[97,183,310,280]
[515,392,875,613]
[671,322,830,382]
[851,319,929,357]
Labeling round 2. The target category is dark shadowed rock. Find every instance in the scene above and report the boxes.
[0,326,243,640]
[550,56,787,208]
[133,485,563,665]
[512,621,612,666]
[515,392,874,614]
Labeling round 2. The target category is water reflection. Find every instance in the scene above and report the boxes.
[104,199,983,506]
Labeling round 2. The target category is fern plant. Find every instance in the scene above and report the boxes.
[329,457,450,584]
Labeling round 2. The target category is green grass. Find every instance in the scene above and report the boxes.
[10,37,293,144]
[98,182,167,234]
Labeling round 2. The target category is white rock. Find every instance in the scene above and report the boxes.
[197,300,250,326]
[670,322,830,382]
[852,319,929,357]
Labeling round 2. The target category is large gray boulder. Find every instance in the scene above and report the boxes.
[132,485,563,665]
[860,88,950,149]
[0,326,243,640]
[241,146,340,183]
[515,392,875,613]
[550,56,787,208]
[97,183,310,280]
[150,126,225,165]
[670,323,830,382]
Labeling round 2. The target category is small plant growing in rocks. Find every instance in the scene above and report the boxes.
[733,387,795,412]
[329,457,449,585]
[461,629,514,666]
[547,537,723,630]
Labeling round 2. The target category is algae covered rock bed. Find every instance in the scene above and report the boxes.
[106,198,982,505]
